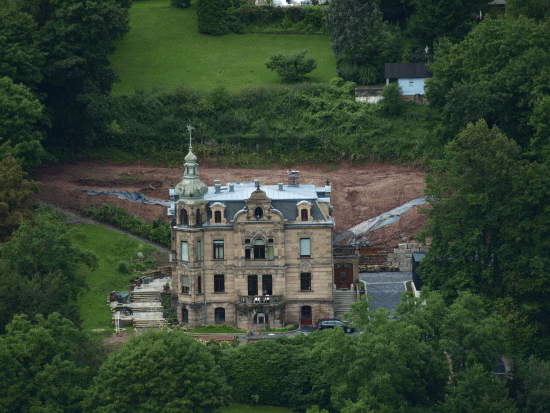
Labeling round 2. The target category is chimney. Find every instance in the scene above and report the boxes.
[278,183,284,191]
[229,183,234,193]
[288,170,299,186]
[214,180,221,194]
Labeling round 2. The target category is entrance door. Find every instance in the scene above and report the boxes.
[334,263,354,289]
[300,306,312,326]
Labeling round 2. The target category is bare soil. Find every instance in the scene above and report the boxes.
[30,160,428,250]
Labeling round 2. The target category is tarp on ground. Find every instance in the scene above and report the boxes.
[84,190,170,207]
[333,196,427,245]
[115,292,132,303]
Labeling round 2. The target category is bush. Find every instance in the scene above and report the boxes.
[379,83,404,117]
[118,260,131,273]
[265,50,317,82]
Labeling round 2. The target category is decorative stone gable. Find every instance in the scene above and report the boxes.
[245,183,273,221]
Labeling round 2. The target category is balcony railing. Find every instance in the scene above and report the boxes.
[238,295,283,305]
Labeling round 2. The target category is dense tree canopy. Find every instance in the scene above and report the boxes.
[0,154,40,243]
[425,17,550,148]
[83,330,230,413]
[507,0,550,21]
[407,0,490,50]
[0,312,106,413]
[325,0,402,84]
[417,119,550,359]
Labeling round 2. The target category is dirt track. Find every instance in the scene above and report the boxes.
[30,160,428,250]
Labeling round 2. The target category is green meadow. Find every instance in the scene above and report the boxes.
[109,0,337,93]
[73,224,166,332]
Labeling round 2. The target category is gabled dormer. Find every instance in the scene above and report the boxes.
[296,201,313,223]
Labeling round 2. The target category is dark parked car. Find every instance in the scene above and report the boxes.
[315,319,355,333]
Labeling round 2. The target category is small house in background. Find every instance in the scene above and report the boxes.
[384,63,432,99]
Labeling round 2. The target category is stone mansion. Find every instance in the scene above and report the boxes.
[169,143,354,330]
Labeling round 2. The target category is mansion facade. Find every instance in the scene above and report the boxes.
[169,144,336,330]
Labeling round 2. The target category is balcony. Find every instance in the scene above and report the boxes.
[237,295,284,307]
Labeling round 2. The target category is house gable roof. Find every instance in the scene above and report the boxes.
[385,63,432,79]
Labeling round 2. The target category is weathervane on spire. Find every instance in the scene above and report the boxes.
[187,122,194,150]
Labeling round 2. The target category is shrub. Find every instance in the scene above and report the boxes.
[379,83,404,117]
[118,260,131,273]
[265,50,317,82]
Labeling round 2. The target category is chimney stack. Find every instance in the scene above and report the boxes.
[214,180,221,194]
[288,170,299,186]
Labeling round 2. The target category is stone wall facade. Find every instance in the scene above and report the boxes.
[385,242,428,271]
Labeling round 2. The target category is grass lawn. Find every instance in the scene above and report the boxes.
[73,224,166,332]
[221,403,295,413]
[110,0,337,93]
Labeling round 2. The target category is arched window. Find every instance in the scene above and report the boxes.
[181,208,188,226]
[181,308,188,323]
[215,307,225,323]
[196,209,201,226]
[254,312,268,324]
[301,208,308,221]
[254,207,263,218]
[254,239,265,259]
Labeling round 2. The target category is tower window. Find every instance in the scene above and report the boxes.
[181,209,188,226]
[196,209,201,226]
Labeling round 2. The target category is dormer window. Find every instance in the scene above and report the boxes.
[301,209,308,221]
[254,207,263,219]
[215,211,221,223]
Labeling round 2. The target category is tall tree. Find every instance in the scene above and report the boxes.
[0,154,40,243]
[0,76,48,169]
[417,119,550,359]
[507,0,550,21]
[325,0,402,84]
[425,17,550,149]
[83,330,230,413]
[407,0,490,50]
[0,313,106,412]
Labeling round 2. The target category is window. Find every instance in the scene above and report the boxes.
[254,207,263,218]
[301,209,308,221]
[181,209,188,226]
[254,239,265,259]
[268,245,274,260]
[197,240,201,261]
[245,239,251,244]
[181,308,188,323]
[196,209,202,226]
[215,307,225,323]
[181,275,190,294]
[181,241,189,261]
[214,274,225,293]
[197,276,202,294]
[268,238,273,244]
[214,240,224,260]
[262,274,272,296]
[248,275,258,296]
[409,80,414,87]
[300,238,311,257]
[300,272,311,291]
[245,247,251,260]
[214,210,222,223]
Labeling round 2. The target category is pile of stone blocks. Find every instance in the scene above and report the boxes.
[385,242,428,271]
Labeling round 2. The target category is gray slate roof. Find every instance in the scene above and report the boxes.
[385,63,432,79]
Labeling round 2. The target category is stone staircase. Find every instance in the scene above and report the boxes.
[333,290,358,319]
[131,291,167,329]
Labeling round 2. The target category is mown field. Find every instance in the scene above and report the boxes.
[109,0,337,93]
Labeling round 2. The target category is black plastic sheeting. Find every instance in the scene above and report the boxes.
[84,190,170,207]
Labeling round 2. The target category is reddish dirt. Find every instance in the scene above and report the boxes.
[30,160,428,250]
